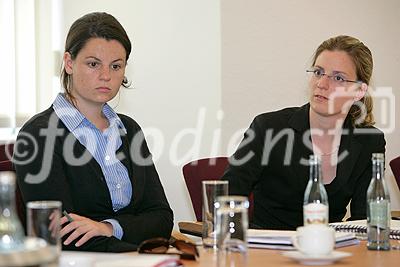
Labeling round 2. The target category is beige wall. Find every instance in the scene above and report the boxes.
[221,0,400,209]
[53,0,399,225]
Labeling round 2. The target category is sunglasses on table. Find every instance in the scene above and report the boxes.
[138,237,199,261]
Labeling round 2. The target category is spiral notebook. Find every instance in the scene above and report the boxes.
[329,219,400,240]
[247,229,358,250]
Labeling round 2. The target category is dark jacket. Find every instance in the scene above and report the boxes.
[222,104,385,230]
[14,107,173,252]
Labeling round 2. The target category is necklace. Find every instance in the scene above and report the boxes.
[313,144,339,156]
[318,148,339,156]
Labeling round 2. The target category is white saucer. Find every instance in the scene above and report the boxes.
[282,251,352,265]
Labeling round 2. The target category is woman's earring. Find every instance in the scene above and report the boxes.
[121,76,132,88]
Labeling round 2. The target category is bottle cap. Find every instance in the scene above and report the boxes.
[0,171,16,185]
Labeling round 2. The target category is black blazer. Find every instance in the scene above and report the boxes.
[14,107,173,252]
[222,104,385,230]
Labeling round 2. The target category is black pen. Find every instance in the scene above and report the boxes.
[63,210,74,222]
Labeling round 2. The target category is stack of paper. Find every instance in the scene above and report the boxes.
[178,221,360,249]
[95,255,181,267]
[61,252,181,267]
[247,229,358,250]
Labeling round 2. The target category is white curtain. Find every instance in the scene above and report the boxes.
[0,0,62,137]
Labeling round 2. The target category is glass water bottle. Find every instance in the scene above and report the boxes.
[303,155,329,226]
[367,153,390,250]
[0,171,25,251]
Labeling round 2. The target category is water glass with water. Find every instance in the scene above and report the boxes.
[215,196,249,267]
[27,200,62,267]
[202,180,229,248]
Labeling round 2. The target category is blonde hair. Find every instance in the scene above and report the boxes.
[312,35,374,127]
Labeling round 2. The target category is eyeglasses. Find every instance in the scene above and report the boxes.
[306,68,361,85]
[138,237,199,261]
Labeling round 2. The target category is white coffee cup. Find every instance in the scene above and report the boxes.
[292,224,335,256]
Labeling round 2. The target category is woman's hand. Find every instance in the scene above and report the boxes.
[60,213,113,247]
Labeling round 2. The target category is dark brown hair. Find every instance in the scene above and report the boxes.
[60,12,131,101]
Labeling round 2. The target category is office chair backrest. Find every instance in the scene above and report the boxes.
[182,157,230,221]
[0,143,15,172]
[183,157,254,222]
[389,156,400,191]
[0,143,14,162]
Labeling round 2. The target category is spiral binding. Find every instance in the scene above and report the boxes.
[329,224,400,240]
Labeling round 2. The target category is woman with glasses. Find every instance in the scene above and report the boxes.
[14,12,173,252]
[222,35,385,230]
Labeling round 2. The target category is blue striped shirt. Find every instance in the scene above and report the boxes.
[53,93,132,240]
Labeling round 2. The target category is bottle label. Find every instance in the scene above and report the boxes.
[303,203,328,225]
[369,201,390,229]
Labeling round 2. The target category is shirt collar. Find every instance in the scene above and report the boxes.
[102,103,127,134]
[52,93,127,134]
[52,93,85,132]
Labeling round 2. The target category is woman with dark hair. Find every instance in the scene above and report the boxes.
[14,12,173,252]
[222,35,385,230]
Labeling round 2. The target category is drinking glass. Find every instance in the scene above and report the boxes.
[27,200,62,267]
[215,196,249,267]
[202,180,229,248]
